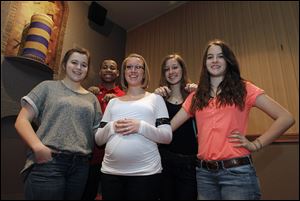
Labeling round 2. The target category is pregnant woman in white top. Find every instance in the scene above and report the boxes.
[95,53,172,200]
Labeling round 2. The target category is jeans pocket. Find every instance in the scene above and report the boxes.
[21,164,34,182]
[225,164,255,176]
[51,152,59,159]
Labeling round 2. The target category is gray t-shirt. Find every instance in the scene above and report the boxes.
[20,80,101,173]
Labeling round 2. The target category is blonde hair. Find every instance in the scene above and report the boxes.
[120,53,150,90]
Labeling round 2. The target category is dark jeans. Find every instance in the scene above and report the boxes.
[101,173,161,200]
[159,149,197,200]
[24,153,89,200]
[81,164,102,200]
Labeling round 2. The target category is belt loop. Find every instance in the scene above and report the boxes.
[248,155,253,166]
[220,160,225,169]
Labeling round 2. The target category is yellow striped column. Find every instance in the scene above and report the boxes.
[22,14,54,63]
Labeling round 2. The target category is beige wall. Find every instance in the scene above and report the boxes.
[253,142,299,200]
[55,1,126,88]
[1,1,126,89]
[126,1,299,136]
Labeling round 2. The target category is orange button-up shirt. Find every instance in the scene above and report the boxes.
[183,81,264,161]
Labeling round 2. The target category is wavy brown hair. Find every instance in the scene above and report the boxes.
[159,54,191,99]
[190,39,246,113]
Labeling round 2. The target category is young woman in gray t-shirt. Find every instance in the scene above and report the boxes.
[15,47,101,200]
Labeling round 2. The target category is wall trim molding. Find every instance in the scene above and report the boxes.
[247,133,299,143]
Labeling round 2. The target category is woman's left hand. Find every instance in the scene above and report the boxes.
[114,119,140,135]
[185,83,198,93]
[228,131,257,152]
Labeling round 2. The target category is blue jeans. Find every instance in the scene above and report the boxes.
[24,153,90,200]
[196,163,261,200]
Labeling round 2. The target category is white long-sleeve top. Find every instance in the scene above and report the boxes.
[95,93,172,176]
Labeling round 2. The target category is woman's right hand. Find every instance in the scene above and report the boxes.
[33,144,53,164]
[114,119,140,135]
[154,86,171,98]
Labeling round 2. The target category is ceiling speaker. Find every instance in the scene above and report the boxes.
[88,2,107,26]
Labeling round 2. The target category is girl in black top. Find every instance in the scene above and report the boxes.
[155,54,198,200]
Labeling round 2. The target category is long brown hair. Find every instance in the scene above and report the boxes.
[190,39,246,113]
[159,54,191,99]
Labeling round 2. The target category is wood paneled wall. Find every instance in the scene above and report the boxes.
[126,1,299,136]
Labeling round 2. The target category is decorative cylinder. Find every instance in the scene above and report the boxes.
[22,14,54,63]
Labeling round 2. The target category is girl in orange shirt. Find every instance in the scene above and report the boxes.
[171,39,294,200]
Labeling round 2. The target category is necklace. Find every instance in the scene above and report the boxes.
[168,96,182,105]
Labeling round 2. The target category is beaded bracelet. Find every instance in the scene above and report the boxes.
[256,138,263,150]
[252,141,259,152]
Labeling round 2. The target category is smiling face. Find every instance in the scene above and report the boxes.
[65,52,89,83]
[100,60,119,83]
[164,58,183,85]
[206,44,227,78]
[124,57,145,88]
[120,53,150,90]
